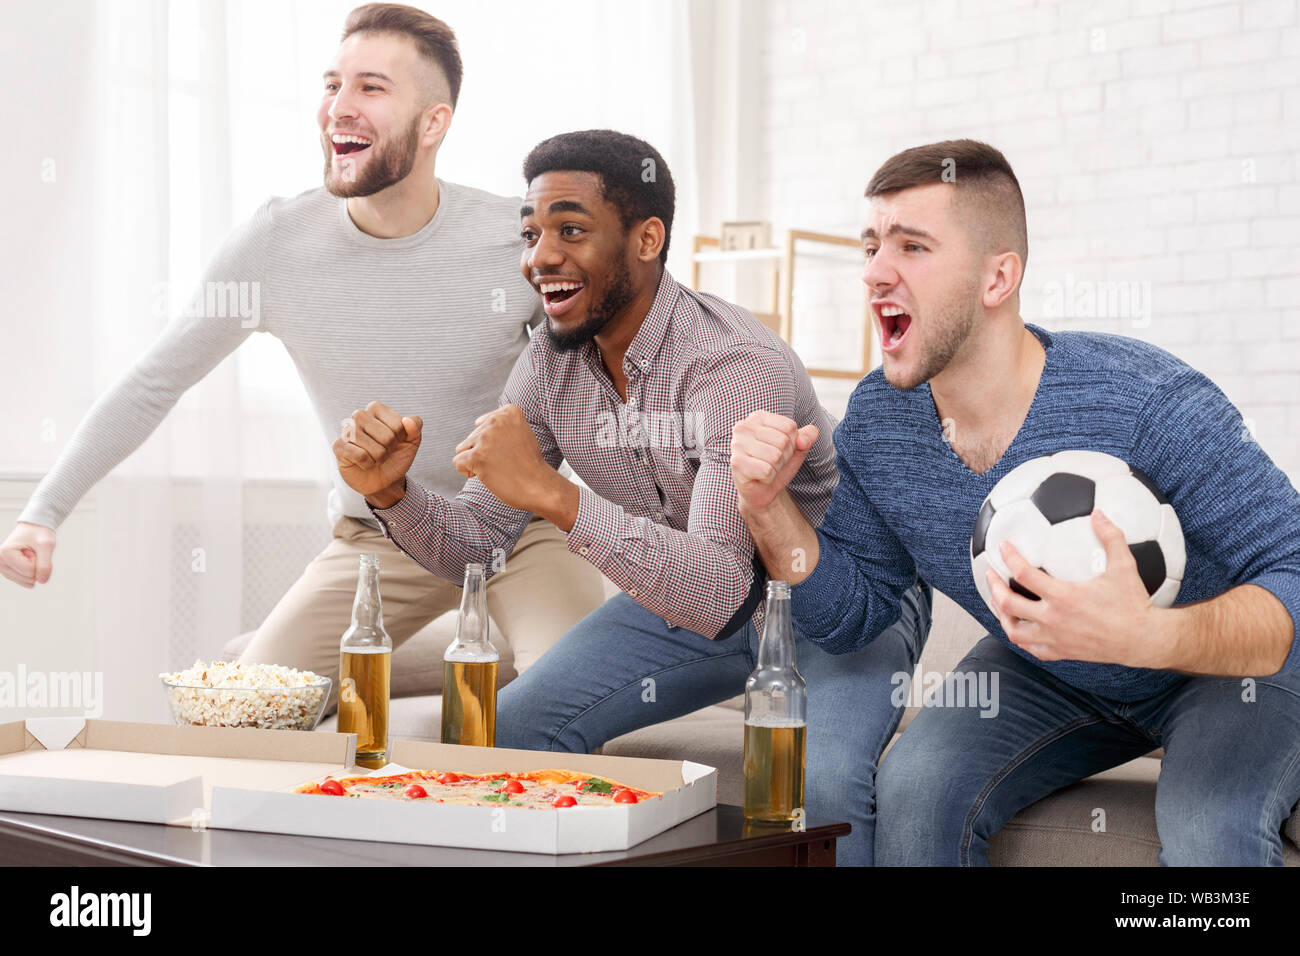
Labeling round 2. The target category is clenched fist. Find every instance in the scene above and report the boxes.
[452,404,579,530]
[453,404,549,511]
[730,411,820,513]
[0,522,57,588]
[333,401,423,506]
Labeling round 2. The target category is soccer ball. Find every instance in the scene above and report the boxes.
[969,450,1186,617]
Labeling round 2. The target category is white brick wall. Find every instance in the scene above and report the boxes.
[756,0,1300,478]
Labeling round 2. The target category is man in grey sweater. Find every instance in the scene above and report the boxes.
[0,5,605,694]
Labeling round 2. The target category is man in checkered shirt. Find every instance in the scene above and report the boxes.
[333,130,932,866]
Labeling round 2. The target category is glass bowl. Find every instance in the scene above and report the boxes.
[161,676,331,731]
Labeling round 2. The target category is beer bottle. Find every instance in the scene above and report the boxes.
[441,563,499,747]
[338,553,392,769]
[742,580,807,823]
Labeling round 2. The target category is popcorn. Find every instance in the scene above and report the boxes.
[160,660,330,730]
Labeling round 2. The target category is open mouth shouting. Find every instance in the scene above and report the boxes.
[874,300,914,354]
[536,277,586,318]
[330,131,373,157]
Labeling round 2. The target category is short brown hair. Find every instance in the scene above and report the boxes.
[342,3,463,107]
[866,139,1027,274]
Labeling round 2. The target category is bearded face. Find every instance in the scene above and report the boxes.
[879,273,982,391]
[322,109,422,199]
[541,254,636,353]
[862,185,996,391]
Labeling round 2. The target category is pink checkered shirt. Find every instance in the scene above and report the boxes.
[370,269,838,638]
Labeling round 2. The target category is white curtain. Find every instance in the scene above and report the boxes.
[0,0,700,722]
[82,0,245,720]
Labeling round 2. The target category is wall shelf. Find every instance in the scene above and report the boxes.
[690,229,874,379]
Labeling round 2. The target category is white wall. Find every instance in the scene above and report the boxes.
[756,0,1300,476]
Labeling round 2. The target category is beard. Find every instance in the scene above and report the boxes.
[322,113,421,198]
[884,275,982,391]
[543,255,636,353]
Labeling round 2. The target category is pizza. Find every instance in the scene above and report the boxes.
[294,768,661,808]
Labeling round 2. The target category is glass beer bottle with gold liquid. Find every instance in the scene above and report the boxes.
[441,563,499,747]
[743,580,807,823]
[338,553,392,769]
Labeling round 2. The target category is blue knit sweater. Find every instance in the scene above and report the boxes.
[790,323,1300,701]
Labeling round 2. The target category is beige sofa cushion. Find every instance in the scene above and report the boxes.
[318,693,443,743]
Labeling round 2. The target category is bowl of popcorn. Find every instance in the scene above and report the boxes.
[160,661,331,731]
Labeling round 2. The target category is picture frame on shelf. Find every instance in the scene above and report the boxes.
[783,229,875,380]
[719,220,771,251]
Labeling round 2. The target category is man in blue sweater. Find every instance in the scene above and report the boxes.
[731,138,1300,865]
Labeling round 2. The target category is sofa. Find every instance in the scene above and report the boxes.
[225,584,1300,865]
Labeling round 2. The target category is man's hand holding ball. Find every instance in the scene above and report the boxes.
[987,511,1168,669]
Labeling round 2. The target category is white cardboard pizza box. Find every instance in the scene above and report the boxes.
[211,738,717,854]
[0,718,718,854]
[0,717,353,828]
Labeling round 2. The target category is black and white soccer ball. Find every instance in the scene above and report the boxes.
[970,450,1186,616]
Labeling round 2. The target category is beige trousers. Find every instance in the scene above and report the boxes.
[237,515,607,710]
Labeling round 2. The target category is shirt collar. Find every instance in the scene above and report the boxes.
[619,267,679,376]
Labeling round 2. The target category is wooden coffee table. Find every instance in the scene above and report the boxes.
[0,804,847,867]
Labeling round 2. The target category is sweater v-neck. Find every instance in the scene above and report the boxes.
[927,323,1055,481]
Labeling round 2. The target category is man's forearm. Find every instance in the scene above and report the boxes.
[366,477,530,583]
[739,490,820,585]
[1154,583,1293,676]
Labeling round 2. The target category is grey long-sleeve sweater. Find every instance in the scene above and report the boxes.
[19,179,543,531]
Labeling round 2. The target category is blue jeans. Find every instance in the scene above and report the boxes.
[875,634,1300,866]
[497,582,934,866]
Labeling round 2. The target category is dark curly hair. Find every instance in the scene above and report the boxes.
[523,130,675,263]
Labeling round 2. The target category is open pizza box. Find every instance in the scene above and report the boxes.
[0,718,717,854]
